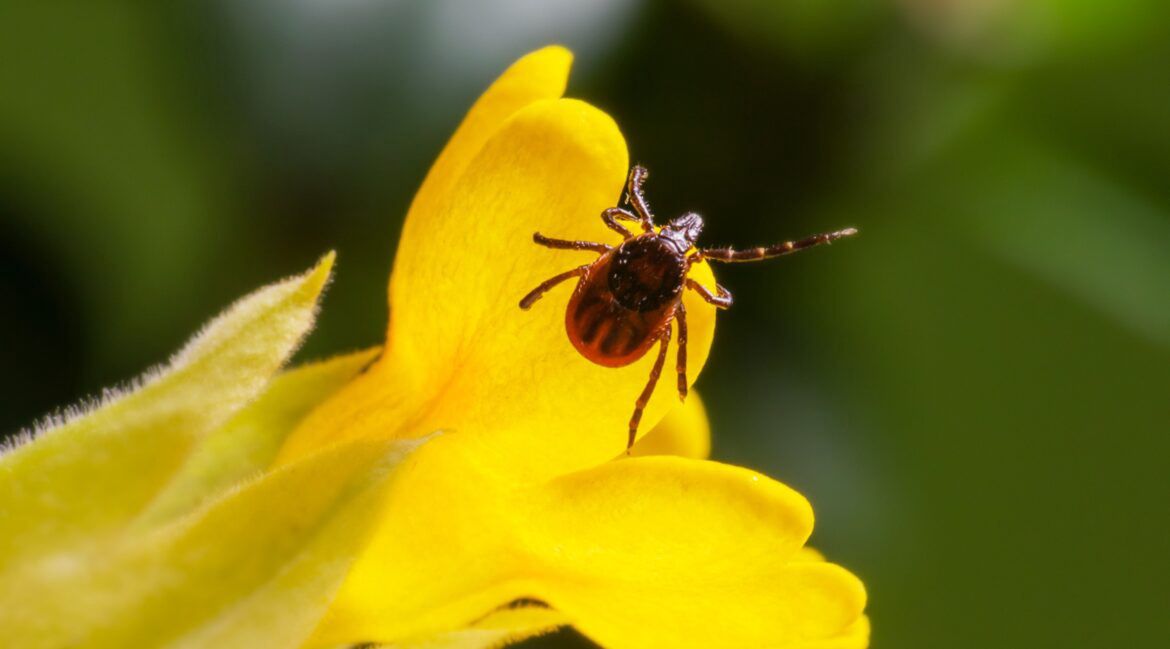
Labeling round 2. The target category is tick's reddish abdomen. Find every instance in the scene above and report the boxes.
[566,235,685,368]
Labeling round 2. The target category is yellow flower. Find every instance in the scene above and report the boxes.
[0,45,867,649]
[277,46,868,648]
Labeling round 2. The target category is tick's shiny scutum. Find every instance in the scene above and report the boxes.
[565,249,676,368]
[608,235,686,312]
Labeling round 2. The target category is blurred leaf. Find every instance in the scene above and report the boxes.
[0,253,423,649]
[0,255,333,563]
[137,346,381,526]
[0,435,419,649]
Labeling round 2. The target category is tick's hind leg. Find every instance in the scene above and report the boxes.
[627,322,672,453]
[533,232,611,253]
[519,265,588,310]
[675,302,688,401]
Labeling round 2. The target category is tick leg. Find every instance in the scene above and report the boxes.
[533,232,611,254]
[624,165,655,231]
[700,227,858,263]
[628,322,672,453]
[602,207,640,239]
[685,277,734,309]
[675,302,688,401]
[519,265,588,310]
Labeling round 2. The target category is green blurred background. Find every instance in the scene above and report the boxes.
[2,1,1168,647]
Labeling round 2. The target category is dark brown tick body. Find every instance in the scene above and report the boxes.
[520,165,857,452]
[567,234,687,368]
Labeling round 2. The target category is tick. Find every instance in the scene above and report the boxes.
[520,165,857,452]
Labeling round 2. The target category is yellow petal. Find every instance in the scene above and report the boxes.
[0,434,423,649]
[310,439,528,645]
[785,549,871,649]
[796,547,827,562]
[629,390,712,459]
[527,457,867,649]
[137,347,381,526]
[0,254,334,564]
[283,98,720,482]
[399,45,572,270]
[282,47,574,471]
[312,452,864,648]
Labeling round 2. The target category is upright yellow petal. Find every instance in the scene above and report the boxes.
[284,97,720,482]
[399,45,572,264]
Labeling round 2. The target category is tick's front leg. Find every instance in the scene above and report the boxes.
[625,165,655,230]
[700,227,858,262]
[519,265,589,310]
[602,207,640,239]
[533,232,611,253]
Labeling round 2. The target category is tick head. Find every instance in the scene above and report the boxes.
[664,212,704,248]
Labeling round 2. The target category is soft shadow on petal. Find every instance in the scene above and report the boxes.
[629,391,711,459]
[384,605,566,649]
[283,97,720,482]
[310,439,525,645]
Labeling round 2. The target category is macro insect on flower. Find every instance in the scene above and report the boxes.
[0,46,868,649]
[522,164,858,450]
